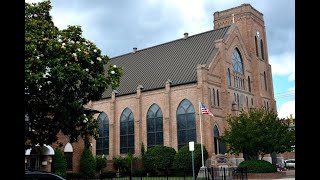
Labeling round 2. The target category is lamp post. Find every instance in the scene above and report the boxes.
[189,141,195,180]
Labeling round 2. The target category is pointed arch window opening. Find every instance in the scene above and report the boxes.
[260,39,265,60]
[177,99,196,150]
[227,68,231,86]
[96,112,109,155]
[264,71,267,91]
[217,89,220,107]
[147,104,164,148]
[214,125,226,154]
[120,108,135,154]
[232,48,244,75]
[255,36,259,57]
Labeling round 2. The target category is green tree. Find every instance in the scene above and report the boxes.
[173,144,208,172]
[52,148,67,178]
[220,108,295,160]
[142,145,176,173]
[80,148,96,178]
[25,0,122,149]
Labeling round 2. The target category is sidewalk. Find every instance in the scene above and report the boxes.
[249,169,295,180]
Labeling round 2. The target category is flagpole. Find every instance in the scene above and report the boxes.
[198,100,205,167]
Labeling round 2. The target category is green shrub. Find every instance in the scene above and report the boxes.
[238,160,277,173]
[173,144,208,172]
[142,145,176,172]
[113,152,138,175]
[96,155,107,172]
[80,148,96,178]
[52,148,67,178]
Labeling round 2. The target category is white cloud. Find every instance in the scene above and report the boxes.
[269,52,295,81]
[277,100,295,119]
[161,0,211,37]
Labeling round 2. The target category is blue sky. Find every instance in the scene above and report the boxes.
[26,0,295,119]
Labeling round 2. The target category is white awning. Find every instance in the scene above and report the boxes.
[25,144,55,156]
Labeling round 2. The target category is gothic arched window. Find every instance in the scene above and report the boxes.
[96,112,109,155]
[255,36,259,57]
[177,99,196,149]
[232,48,244,74]
[147,104,163,148]
[120,108,134,154]
[260,39,265,60]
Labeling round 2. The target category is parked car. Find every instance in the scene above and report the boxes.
[284,159,295,169]
[25,170,65,180]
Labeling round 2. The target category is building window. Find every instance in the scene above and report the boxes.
[177,99,196,149]
[255,36,259,57]
[266,101,269,111]
[227,68,231,86]
[214,125,226,154]
[217,89,220,107]
[234,93,236,102]
[120,108,134,154]
[264,71,267,91]
[232,48,244,74]
[213,88,216,106]
[64,143,73,171]
[260,39,265,60]
[237,94,240,110]
[248,76,251,92]
[246,96,249,107]
[264,101,266,111]
[147,104,163,148]
[251,98,254,106]
[96,112,109,155]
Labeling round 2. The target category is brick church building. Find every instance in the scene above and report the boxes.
[25,3,278,173]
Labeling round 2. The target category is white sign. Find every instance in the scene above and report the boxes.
[189,141,194,151]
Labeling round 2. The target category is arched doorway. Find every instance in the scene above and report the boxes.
[213,125,226,155]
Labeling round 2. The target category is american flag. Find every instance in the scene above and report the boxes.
[200,102,214,117]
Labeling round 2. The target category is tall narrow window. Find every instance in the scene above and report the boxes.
[264,101,266,111]
[260,39,265,60]
[120,108,134,154]
[246,96,249,107]
[214,125,226,155]
[64,143,73,171]
[177,99,196,149]
[232,48,244,74]
[216,89,220,107]
[213,88,216,106]
[251,98,254,106]
[255,36,259,57]
[96,112,109,155]
[227,68,231,86]
[147,104,163,148]
[237,94,240,110]
[248,76,251,92]
[264,71,267,91]
[266,102,269,111]
[234,93,236,102]
[209,88,212,106]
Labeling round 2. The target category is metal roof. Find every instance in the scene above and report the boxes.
[102,26,231,98]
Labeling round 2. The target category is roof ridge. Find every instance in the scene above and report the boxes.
[109,25,231,60]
